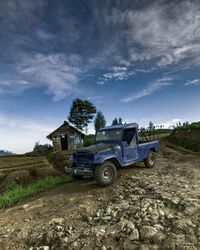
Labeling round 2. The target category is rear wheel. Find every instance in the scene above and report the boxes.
[144,151,155,168]
[94,161,117,187]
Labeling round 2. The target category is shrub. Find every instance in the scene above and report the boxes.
[83,134,95,146]
[33,142,53,155]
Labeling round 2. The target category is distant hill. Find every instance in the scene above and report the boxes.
[0,150,15,157]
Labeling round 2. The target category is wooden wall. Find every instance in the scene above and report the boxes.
[51,132,83,151]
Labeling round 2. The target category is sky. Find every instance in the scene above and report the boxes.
[0,0,200,153]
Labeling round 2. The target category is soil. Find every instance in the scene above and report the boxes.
[0,144,199,250]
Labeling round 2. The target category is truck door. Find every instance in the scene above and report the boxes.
[122,128,139,162]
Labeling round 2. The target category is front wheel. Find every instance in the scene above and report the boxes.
[94,162,117,187]
[144,151,156,168]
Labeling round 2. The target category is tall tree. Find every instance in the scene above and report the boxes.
[112,118,118,125]
[94,111,106,131]
[68,98,96,131]
[112,117,123,125]
[119,117,122,125]
[149,121,154,130]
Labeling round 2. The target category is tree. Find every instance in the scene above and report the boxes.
[119,117,122,125]
[94,111,106,132]
[149,121,154,130]
[68,98,96,131]
[112,117,123,125]
[112,118,118,125]
[83,134,95,147]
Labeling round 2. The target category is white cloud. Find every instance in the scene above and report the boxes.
[35,29,55,40]
[135,68,156,73]
[185,79,200,86]
[119,59,130,67]
[0,53,83,101]
[98,65,135,84]
[0,115,54,133]
[0,114,58,154]
[107,1,200,68]
[157,118,181,129]
[17,53,82,101]
[121,77,173,103]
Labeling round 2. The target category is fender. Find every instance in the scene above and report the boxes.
[94,154,122,166]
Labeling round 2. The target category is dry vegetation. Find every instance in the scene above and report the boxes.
[0,155,63,194]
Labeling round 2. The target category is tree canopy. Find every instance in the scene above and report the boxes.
[149,121,154,129]
[68,98,96,131]
[94,111,106,131]
[112,117,123,125]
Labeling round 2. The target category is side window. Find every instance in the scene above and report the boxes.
[123,129,136,145]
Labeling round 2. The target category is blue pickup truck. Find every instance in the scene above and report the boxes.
[65,123,160,187]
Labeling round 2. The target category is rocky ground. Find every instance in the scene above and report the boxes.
[0,145,199,250]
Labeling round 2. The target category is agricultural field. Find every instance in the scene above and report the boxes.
[0,156,54,175]
[0,154,68,195]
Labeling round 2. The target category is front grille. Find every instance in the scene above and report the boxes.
[76,151,94,168]
[78,152,88,161]
[77,152,94,161]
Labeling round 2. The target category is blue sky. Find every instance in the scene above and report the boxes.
[0,0,200,153]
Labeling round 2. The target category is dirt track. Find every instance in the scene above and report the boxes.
[0,145,200,250]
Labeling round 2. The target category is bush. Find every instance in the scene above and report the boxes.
[47,151,73,172]
[168,128,200,152]
[190,121,200,128]
[83,134,95,146]
[33,142,53,155]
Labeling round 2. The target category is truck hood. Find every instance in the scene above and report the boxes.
[77,143,117,154]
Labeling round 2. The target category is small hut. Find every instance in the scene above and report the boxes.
[47,121,85,151]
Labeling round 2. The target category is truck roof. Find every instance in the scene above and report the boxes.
[98,123,138,131]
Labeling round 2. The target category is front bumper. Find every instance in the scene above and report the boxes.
[65,167,93,177]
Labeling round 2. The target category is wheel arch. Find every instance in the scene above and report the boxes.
[104,157,121,168]
[149,147,156,152]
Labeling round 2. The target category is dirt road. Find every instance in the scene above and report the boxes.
[0,145,200,250]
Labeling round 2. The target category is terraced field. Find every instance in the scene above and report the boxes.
[0,155,59,194]
[0,156,44,173]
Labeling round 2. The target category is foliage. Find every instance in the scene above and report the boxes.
[47,150,74,172]
[83,134,95,147]
[149,121,154,129]
[190,121,200,128]
[168,126,200,152]
[112,117,123,125]
[68,98,96,131]
[94,111,106,131]
[0,176,72,208]
[112,118,118,125]
[174,121,200,130]
[33,142,53,155]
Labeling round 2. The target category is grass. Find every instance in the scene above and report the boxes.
[0,175,72,209]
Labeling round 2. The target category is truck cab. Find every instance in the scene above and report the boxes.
[65,123,160,186]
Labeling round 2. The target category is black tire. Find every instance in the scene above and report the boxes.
[144,151,156,168]
[94,161,117,187]
[73,175,84,180]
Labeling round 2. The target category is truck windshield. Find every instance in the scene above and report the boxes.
[96,129,122,142]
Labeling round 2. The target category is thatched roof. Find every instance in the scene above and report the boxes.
[47,121,85,140]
